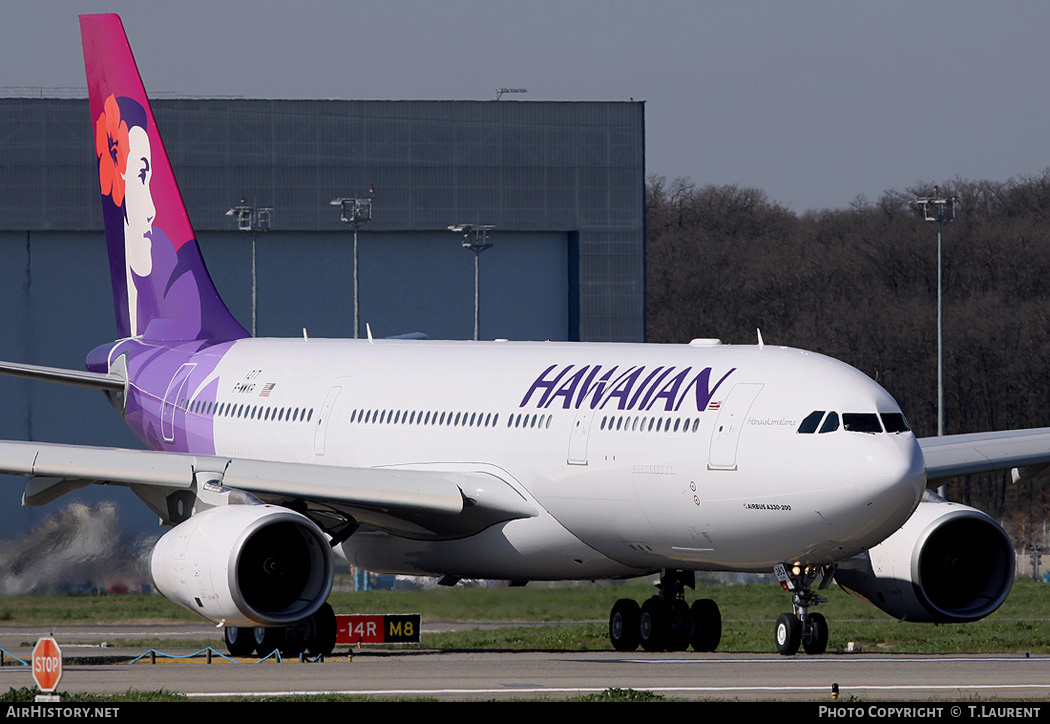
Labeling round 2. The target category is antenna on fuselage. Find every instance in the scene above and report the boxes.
[366,323,374,344]
[757,328,765,350]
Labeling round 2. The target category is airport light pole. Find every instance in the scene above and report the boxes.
[449,223,495,341]
[915,189,957,441]
[331,188,374,339]
[226,198,273,337]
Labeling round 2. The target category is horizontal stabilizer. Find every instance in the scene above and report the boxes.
[0,360,125,391]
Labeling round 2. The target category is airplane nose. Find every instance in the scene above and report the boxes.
[852,435,926,541]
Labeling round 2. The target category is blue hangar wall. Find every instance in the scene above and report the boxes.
[0,97,645,535]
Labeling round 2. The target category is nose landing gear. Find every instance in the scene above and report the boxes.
[773,563,834,655]
[608,570,722,653]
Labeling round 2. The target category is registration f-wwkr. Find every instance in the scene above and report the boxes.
[2,13,1046,658]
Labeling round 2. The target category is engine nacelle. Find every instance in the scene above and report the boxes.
[835,492,1014,623]
[151,505,334,627]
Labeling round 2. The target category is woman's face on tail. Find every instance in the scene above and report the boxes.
[123,125,154,276]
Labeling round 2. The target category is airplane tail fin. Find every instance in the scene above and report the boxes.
[80,14,248,342]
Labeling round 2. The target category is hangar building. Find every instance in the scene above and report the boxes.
[0,96,646,535]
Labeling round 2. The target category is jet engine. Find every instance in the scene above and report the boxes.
[834,492,1014,623]
[150,504,334,627]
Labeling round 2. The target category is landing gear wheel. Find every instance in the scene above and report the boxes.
[609,599,641,652]
[689,598,722,652]
[802,612,828,655]
[253,626,285,656]
[774,612,801,656]
[281,620,309,657]
[667,600,691,651]
[306,603,338,656]
[224,626,254,656]
[639,597,670,652]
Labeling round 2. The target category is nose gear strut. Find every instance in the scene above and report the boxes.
[772,562,835,655]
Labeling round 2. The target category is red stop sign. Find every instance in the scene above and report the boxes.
[32,637,62,693]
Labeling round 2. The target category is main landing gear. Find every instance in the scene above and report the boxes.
[224,602,337,657]
[608,570,722,653]
[772,563,834,656]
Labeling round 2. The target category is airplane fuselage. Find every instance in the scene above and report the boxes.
[93,336,927,580]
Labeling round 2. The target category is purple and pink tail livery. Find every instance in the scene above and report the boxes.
[81,14,247,343]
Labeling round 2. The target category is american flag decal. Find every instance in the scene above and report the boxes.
[708,400,722,410]
[260,382,276,397]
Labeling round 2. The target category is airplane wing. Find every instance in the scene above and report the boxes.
[919,428,1050,484]
[0,440,536,540]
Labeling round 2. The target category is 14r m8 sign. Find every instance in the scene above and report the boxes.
[336,614,421,645]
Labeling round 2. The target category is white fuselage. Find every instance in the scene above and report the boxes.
[165,337,927,580]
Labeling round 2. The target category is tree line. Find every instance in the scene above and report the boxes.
[645,173,1050,545]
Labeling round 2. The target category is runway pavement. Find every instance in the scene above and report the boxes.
[2,625,1049,701]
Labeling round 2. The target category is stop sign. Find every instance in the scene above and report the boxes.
[32,637,62,693]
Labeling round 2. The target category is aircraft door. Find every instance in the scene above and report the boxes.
[567,407,593,465]
[161,363,196,444]
[707,383,763,470]
[314,386,342,456]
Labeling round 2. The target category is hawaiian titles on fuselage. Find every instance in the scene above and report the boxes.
[520,364,735,412]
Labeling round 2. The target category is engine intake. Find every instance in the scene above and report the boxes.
[835,492,1014,623]
[151,505,334,627]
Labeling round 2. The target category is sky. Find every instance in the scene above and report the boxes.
[4,1,1050,212]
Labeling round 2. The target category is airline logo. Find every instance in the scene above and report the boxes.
[520,364,736,412]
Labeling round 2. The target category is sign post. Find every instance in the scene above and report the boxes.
[32,637,62,702]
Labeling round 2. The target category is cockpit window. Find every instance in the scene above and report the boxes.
[797,410,825,434]
[801,410,909,435]
[843,413,882,433]
[880,412,911,433]
[818,411,839,433]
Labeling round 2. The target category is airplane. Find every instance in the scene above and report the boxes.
[2,12,1050,658]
